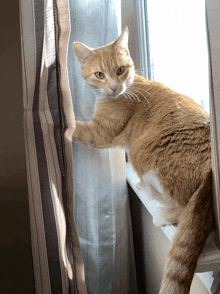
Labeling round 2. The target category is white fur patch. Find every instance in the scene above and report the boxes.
[142,170,168,198]
[141,170,179,227]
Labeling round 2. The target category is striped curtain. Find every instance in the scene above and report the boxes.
[19,0,87,293]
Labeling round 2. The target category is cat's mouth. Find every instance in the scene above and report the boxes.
[111,94,119,99]
[99,88,125,99]
[110,91,123,99]
[108,89,123,99]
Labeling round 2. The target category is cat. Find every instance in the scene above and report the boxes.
[73,27,213,294]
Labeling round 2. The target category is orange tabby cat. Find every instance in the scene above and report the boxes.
[73,27,213,294]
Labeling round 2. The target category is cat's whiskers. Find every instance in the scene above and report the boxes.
[125,89,139,103]
[132,82,151,92]
[126,89,140,103]
[130,88,150,104]
[122,92,133,103]
[132,86,151,96]
[123,92,131,101]
[124,91,136,103]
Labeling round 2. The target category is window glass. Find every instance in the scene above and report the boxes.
[146,0,209,112]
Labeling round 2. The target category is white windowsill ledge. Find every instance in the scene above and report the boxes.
[126,162,220,293]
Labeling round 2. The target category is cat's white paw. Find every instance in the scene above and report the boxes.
[153,215,169,227]
[135,181,143,190]
[153,208,172,227]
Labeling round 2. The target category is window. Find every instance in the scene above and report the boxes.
[135,0,209,111]
[146,0,209,112]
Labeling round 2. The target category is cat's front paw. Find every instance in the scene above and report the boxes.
[135,181,143,190]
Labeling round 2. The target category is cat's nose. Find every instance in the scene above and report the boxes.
[111,86,117,92]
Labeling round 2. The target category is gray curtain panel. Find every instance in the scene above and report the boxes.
[206,0,220,247]
[20,0,87,293]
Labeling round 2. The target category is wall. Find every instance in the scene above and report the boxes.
[122,2,210,294]
[0,2,34,293]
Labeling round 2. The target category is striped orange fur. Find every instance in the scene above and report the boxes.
[73,28,213,294]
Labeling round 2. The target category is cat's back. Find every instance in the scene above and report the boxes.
[128,75,211,205]
[131,74,210,134]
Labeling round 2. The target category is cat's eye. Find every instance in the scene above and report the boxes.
[95,72,105,79]
[116,66,125,76]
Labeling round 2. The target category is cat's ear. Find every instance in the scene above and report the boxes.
[115,27,129,54]
[73,42,94,63]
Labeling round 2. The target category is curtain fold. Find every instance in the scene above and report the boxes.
[20,0,87,293]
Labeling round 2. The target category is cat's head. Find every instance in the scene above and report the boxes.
[74,27,135,99]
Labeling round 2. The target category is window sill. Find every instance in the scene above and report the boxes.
[126,162,220,293]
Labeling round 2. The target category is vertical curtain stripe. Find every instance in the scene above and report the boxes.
[20,0,88,292]
[47,49,65,177]
[45,0,75,290]
[32,0,63,292]
[20,1,51,289]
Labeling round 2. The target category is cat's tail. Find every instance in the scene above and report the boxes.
[159,169,213,294]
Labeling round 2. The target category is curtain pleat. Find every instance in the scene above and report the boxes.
[20,0,87,293]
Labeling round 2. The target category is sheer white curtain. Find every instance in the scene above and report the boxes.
[67,1,137,293]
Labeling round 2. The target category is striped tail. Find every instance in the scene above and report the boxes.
[159,170,213,294]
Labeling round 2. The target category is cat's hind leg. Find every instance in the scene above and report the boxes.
[141,170,184,227]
